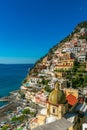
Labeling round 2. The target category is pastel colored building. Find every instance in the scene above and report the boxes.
[34,92,48,106]
[55,72,66,78]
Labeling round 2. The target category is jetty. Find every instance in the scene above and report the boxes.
[0,96,12,102]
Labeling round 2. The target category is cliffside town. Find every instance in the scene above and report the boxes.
[18,21,87,130]
[23,21,87,91]
[1,21,87,130]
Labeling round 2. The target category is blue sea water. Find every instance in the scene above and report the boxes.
[0,64,33,106]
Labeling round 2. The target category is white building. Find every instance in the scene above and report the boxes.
[82,123,87,130]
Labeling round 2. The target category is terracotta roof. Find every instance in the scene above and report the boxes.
[66,94,77,106]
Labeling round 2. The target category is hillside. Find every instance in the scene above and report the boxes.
[23,21,87,89]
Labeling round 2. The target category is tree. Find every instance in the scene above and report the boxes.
[42,79,49,85]
[1,125,9,130]
[22,108,30,115]
[44,85,52,92]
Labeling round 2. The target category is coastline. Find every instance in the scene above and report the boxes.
[0,89,22,122]
[0,64,31,97]
[0,90,19,122]
[0,64,32,124]
[0,89,19,107]
[0,101,19,122]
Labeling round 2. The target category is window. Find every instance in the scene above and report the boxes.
[53,107,55,113]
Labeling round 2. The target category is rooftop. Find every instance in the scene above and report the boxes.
[33,117,72,130]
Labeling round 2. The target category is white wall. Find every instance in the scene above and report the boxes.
[82,123,87,130]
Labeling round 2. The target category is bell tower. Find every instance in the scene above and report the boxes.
[47,81,68,119]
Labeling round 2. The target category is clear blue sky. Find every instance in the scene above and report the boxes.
[0,0,87,64]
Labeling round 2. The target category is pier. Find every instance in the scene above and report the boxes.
[0,96,12,102]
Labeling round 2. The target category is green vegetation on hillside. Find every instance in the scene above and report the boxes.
[66,60,87,88]
[11,115,26,124]
[79,35,87,41]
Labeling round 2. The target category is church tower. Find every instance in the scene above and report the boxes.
[47,81,68,119]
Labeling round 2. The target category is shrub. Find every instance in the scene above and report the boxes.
[22,108,30,114]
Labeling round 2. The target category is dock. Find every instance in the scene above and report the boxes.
[0,96,12,102]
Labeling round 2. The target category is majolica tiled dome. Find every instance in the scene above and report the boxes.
[48,82,66,105]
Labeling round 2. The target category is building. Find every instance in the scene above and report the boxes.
[54,60,74,71]
[25,91,35,101]
[78,55,86,62]
[34,92,48,106]
[82,114,87,130]
[82,123,87,130]
[61,52,72,60]
[30,115,46,130]
[42,56,48,65]
[58,78,67,90]
[33,117,73,130]
[55,72,66,78]
[29,76,39,84]
[66,94,77,106]
[85,62,87,71]
[65,113,82,130]
[80,28,87,36]
[30,81,69,129]
[65,88,78,106]
[47,81,68,119]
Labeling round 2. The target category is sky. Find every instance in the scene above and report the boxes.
[0,0,87,64]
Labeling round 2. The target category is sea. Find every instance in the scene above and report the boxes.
[0,64,34,107]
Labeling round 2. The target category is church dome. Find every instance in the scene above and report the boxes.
[48,82,66,105]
